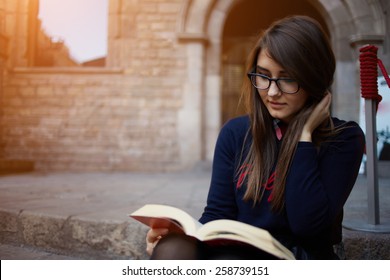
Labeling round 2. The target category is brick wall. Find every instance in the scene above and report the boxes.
[1,67,183,171]
[0,0,188,172]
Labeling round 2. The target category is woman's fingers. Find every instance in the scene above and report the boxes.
[146,228,169,256]
[321,92,332,111]
[300,93,332,141]
[147,228,169,243]
[315,92,331,112]
[310,93,331,126]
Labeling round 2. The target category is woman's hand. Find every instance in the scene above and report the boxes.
[146,228,169,256]
[300,92,332,142]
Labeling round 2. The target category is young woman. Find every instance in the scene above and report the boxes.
[146,15,365,260]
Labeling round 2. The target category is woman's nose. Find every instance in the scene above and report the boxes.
[267,81,281,96]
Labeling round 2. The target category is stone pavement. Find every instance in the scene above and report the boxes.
[0,168,389,260]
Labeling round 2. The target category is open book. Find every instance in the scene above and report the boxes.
[130,204,295,260]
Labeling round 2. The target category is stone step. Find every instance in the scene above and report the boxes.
[0,209,149,260]
[1,208,389,260]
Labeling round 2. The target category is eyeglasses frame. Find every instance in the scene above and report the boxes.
[247,72,300,94]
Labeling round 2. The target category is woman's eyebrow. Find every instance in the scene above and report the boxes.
[256,66,269,72]
[256,65,288,75]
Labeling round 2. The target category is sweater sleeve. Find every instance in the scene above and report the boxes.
[198,118,246,224]
[284,122,365,236]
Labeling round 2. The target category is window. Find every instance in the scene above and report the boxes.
[35,0,108,67]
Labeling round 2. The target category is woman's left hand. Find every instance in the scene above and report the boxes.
[300,92,332,142]
[146,228,169,256]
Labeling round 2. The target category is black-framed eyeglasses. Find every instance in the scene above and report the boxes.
[247,73,300,94]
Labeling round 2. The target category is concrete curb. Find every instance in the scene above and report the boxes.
[343,229,390,259]
[1,208,389,260]
[0,208,149,260]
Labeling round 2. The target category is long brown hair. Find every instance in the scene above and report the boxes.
[239,15,336,212]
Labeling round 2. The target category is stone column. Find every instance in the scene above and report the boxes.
[204,69,221,162]
[177,34,207,169]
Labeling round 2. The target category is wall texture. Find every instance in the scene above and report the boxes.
[1,0,187,172]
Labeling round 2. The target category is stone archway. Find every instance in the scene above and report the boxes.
[177,0,386,163]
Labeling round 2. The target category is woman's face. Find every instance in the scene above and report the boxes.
[256,49,309,123]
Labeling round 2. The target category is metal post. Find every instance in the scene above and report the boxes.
[365,99,380,225]
[342,43,390,233]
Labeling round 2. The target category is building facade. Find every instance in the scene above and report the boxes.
[0,0,389,172]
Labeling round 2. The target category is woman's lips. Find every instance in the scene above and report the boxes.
[268,101,286,109]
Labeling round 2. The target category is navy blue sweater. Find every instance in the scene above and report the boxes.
[199,115,365,258]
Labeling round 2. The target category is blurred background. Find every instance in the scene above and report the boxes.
[0,0,389,174]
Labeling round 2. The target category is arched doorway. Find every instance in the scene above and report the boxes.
[221,0,329,124]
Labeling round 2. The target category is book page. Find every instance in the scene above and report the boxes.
[130,204,202,235]
[196,219,295,260]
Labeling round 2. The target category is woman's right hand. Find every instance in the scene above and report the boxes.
[300,92,332,142]
[146,228,169,256]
